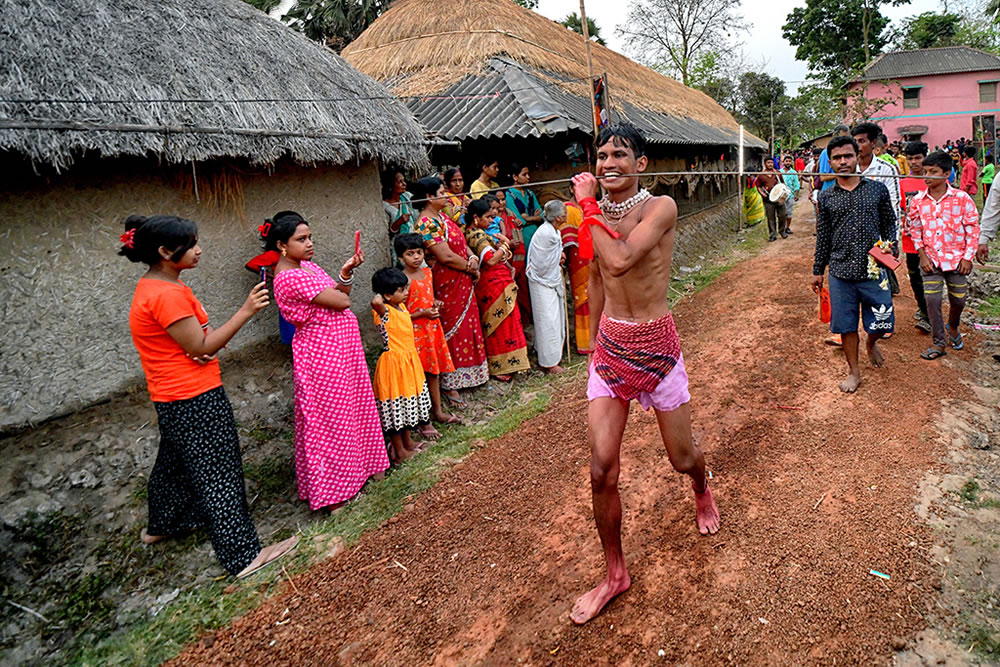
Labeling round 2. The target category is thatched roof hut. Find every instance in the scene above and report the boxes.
[0,0,428,172]
[342,0,764,148]
[0,0,431,432]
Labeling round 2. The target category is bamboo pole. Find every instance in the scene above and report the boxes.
[738,125,745,232]
[578,0,599,141]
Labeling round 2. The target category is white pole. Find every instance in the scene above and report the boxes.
[738,125,745,231]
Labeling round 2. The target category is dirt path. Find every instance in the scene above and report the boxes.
[176,208,970,665]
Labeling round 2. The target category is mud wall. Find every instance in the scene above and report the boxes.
[0,157,389,431]
[671,195,741,270]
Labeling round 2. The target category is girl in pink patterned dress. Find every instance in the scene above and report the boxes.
[266,211,388,510]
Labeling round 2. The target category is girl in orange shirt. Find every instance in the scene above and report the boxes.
[121,214,297,578]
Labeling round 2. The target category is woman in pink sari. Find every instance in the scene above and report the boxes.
[266,211,388,510]
[411,177,488,403]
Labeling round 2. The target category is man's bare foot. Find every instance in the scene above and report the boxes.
[140,528,167,545]
[570,573,631,624]
[236,536,299,579]
[693,481,721,535]
[544,365,566,375]
[839,373,861,393]
[867,339,885,367]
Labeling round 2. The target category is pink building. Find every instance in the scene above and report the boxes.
[848,46,1000,154]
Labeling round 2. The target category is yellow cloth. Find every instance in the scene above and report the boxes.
[470,179,498,200]
[743,187,765,226]
[896,154,910,176]
[371,305,425,403]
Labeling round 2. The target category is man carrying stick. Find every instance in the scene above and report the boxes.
[569,124,720,625]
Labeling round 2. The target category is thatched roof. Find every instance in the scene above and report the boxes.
[0,0,429,171]
[342,0,765,148]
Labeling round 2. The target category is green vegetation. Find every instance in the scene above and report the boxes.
[976,295,1000,320]
[670,220,768,306]
[960,478,981,503]
[966,622,1000,660]
[243,455,296,504]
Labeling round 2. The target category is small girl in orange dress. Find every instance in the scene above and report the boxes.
[371,267,432,462]
[395,234,460,437]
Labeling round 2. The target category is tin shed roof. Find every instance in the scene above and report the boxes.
[859,46,1000,81]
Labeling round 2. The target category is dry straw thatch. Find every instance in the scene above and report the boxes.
[0,0,429,171]
[343,0,746,135]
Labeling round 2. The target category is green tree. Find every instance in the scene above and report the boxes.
[283,0,390,51]
[561,12,606,46]
[890,11,961,49]
[783,0,908,88]
[735,72,794,147]
[689,50,741,112]
[619,0,748,86]
[789,83,840,145]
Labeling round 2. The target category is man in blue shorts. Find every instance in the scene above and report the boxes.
[811,135,898,393]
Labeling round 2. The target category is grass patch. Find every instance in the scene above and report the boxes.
[670,220,768,306]
[243,456,296,504]
[71,389,553,666]
[966,622,1000,660]
[960,478,981,503]
[977,295,1000,319]
[977,498,1000,510]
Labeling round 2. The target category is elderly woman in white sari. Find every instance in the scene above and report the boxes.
[527,200,568,374]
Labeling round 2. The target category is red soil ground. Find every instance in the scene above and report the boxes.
[176,220,965,665]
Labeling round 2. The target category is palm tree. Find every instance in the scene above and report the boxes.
[561,12,606,46]
[284,0,390,51]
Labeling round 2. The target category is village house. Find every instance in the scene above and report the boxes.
[342,0,766,265]
[848,46,1000,152]
[0,0,429,431]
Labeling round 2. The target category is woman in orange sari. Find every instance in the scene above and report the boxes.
[464,198,530,380]
[411,176,489,403]
[559,200,591,353]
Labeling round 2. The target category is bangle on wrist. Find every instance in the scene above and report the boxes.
[336,272,354,286]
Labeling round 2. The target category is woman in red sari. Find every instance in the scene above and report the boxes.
[464,198,530,381]
[411,177,489,403]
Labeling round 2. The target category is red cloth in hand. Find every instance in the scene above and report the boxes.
[245,250,280,272]
[579,216,620,260]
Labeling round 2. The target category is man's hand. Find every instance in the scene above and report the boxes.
[571,172,599,202]
[976,243,990,265]
[958,258,973,275]
[811,274,824,292]
[919,252,934,274]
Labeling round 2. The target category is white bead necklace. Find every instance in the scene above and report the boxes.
[599,188,652,221]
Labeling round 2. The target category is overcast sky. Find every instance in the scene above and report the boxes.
[536,0,942,94]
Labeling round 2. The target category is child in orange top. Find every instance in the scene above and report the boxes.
[371,267,433,462]
[395,234,460,436]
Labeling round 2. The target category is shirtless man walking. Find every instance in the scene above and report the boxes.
[569,124,720,625]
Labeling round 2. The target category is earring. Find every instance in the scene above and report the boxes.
[281,248,287,257]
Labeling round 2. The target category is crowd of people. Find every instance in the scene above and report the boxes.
[744,120,999,393]
[117,158,603,577]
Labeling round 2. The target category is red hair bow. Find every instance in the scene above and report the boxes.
[258,221,271,237]
[119,228,136,248]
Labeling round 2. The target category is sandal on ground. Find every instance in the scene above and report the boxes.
[443,393,467,407]
[493,374,513,383]
[824,334,843,347]
[945,324,964,350]
[921,347,947,360]
[434,414,462,425]
[418,425,442,441]
[236,535,299,579]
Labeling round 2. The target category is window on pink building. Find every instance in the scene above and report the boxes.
[903,87,921,109]
[980,82,997,103]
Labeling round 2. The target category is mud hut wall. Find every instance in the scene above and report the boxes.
[0,158,387,431]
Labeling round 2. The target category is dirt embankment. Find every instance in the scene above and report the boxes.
[175,210,997,665]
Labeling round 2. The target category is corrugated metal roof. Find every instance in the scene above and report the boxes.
[860,46,1000,81]
[408,58,765,148]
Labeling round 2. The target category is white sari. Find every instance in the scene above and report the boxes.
[526,222,566,367]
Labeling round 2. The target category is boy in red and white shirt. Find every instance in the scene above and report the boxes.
[907,150,981,359]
